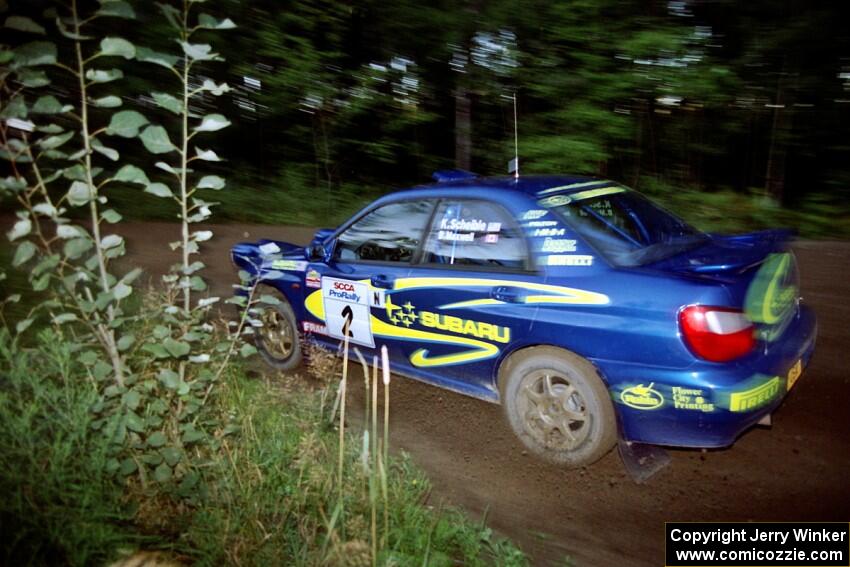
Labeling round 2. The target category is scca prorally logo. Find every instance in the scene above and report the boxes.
[620,383,664,410]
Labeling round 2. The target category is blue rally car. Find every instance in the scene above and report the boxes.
[231,171,816,466]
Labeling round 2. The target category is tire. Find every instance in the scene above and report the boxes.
[499,347,617,467]
[254,289,303,371]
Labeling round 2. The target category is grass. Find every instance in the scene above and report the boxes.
[0,327,528,566]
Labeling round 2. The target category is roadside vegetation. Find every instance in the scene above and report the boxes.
[0,3,525,565]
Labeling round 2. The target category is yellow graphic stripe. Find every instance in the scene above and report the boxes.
[569,186,626,201]
[537,180,612,196]
[305,289,499,367]
[394,277,609,305]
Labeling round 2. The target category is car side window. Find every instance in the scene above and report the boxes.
[420,200,527,270]
[334,200,434,263]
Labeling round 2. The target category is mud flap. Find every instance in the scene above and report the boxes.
[618,439,671,483]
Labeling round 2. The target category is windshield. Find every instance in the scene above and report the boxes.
[538,186,707,267]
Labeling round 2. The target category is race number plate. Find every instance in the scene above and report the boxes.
[786,359,802,391]
[321,277,375,348]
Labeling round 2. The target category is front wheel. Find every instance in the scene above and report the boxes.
[254,289,302,371]
[499,347,617,467]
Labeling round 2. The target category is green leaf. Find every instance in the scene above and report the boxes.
[117,334,135,351]
[155,161,177,174]
[85,68,124,84]
[99,37,135,59]
[143,343,169,359]
[16,68,50,88]
[126,411,146,433]
[55,16,94,40]
[114,164,149,185]
[97,0,136,19]
[144,182,173,198]
[147,431,167,448]
[189,276,207,291]
[91,138,119,161]
[16,318,34,334]
[0,97,27,120]
[259,294,281,305]
[32,95,64,114]
[67,181,93,206]
[102,209,122,223]
[163,338,191,358]
[32,272,50,292]
[92,95,123,108]
[153,463,172,483]
[64,237,92,259]
[194,147,221,161]
[239,343,257,358]
[52,313,77,324]
[160,447,181,467]
[113,280,132,300]
[13,241,36,266]
[4,16,46,35]
[7,218,31,241]
[135,46,178,70]
[13,41,57,67]
[156,2,181,30]
[123,389,141,410]
[180,42,219,61]
[196,175,225,190]
[196,13,236,30]
[56,224,83,239]
[140,125,175,154]
[181,429,204,444]
[107,110,149,138]
[158,368,179,388]
[194,113,231,132]
[38,131,74,150]
[150,92,182,115]
[119,458,137,476]
[199,79,230,96]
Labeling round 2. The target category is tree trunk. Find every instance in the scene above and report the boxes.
[455,85,472,171]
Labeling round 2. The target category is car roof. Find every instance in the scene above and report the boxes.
[401,173,620,198]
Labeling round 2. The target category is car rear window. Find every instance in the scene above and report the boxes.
[538,186,706,266]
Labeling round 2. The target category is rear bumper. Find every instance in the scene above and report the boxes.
[602,304,817,448]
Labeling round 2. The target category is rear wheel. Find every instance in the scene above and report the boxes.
[499,347,617,466]
[254,289,302,371]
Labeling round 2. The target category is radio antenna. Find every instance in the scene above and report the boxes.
[510,93,519,179]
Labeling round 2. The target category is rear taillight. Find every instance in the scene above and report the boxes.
[678,305,756,362]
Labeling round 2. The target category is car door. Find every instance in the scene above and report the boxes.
[383,198,537,400]
[301,199,436,364]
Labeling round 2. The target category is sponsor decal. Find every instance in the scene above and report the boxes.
[538,195,573,208]
[439,217,487,232]
[258,242,281,254]
[569,186,625,201]
[271,259,307,271]
[532,228,566,237]
[302,321,328,335]
[369,288,386,308]
[541,238,577,253]
[521,209,548,220]
[305,268,322,288]
[438,230,475,242]
[537,180,613,196]
[745,253,797,327]
[484,233,499,243]
[620,383,664,410]
[384,297,511,343]
[486,222,502,232]
[524,220,559,227]
[729,377,780,412]
[546,254,594,267]
[671,386,715,412]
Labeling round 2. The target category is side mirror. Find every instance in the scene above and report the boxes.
[307,243,327,261]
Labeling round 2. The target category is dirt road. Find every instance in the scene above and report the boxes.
[30,221,850,565]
